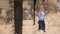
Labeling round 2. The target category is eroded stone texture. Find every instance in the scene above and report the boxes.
[0,0,14,34]
[23,0,34,20]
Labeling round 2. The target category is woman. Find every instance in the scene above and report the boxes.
[38,9,46,32]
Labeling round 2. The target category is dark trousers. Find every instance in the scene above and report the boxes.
[38,20,45,30]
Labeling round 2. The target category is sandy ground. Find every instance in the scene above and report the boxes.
[0,20,15,34]
[35,12,60,34]
[0,12,60,34]
[22,12,60,34]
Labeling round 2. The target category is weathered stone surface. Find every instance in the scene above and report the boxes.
[0,0,14,34]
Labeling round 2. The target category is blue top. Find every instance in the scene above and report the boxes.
[39,11,45,21]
